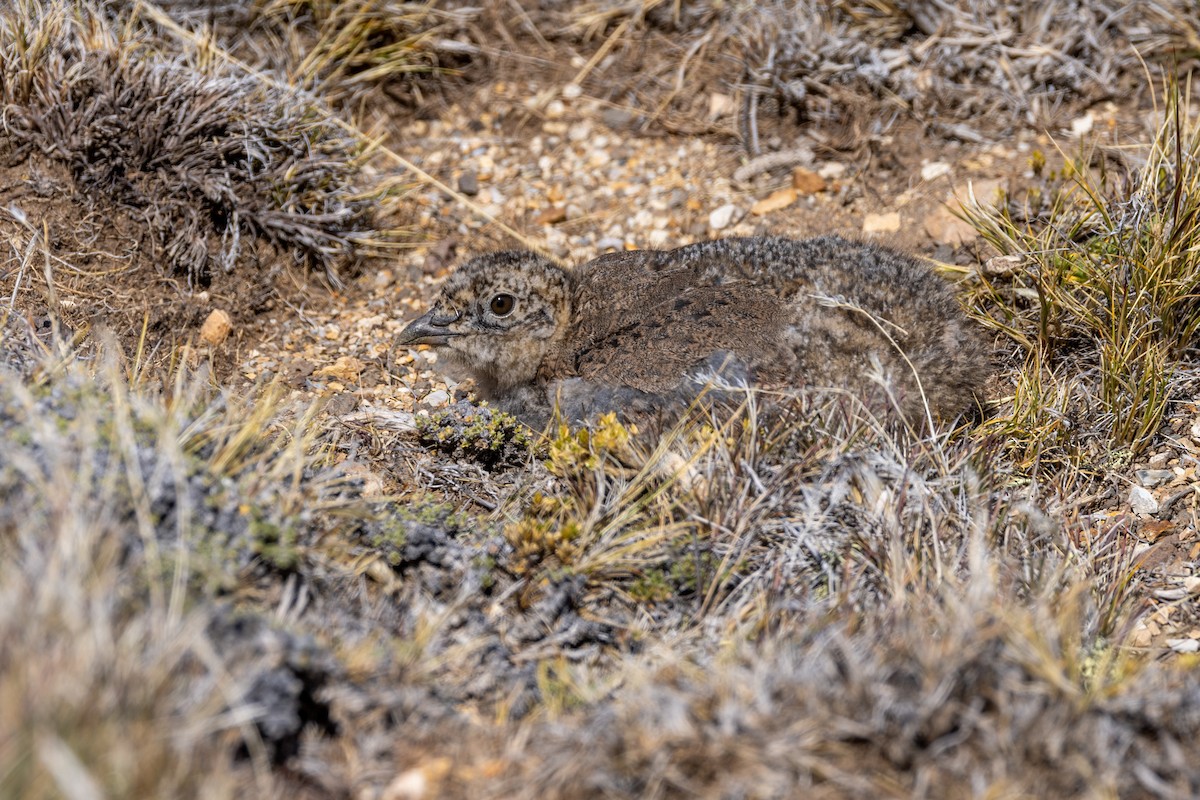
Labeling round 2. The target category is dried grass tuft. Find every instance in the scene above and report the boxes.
[0,1,396,285]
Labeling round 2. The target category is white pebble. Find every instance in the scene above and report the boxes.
[920,161,951,181]
[818,162,847,179]
[1129,485,1159,515]
[709,203,739,231]
[568,122,591,142]
[424,390,450,407]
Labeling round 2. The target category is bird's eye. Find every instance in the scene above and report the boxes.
[489,293,515,317]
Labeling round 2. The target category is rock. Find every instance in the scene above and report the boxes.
[920,161,952,181]
[600,107,634,129]
[423,389,450,408]
[1129,485,1159,515]
[818,162,847,180]
[954,179,1005,210]
[862,211,901,234]
[751,188,798,215]
[708,92,735,120]
[1135,469,1175,488]
[422,237,458,275]
[923,204,977,246]
[561,83,582,100]
[1167,638,1200,654]
[568,122,591,142]
[544,99,566,120]
[457,171,479,196]
[199,309,233,346]
[708,203,740,231]
[983,255,1023,276]
[381,759,451,800]
[791,167,826,195]
[315,355,365,384]
[596,236,624,251]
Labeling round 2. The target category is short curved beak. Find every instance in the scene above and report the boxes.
[398,309,458,347]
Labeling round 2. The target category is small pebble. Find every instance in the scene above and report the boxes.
[920,161,952,181]
[708,203,739,231]
[457,171,479,196]
[1135,469,1175,488]
[200,309,233,346]
[863,211,901,234]
[423,389,450,408]
[1129,485,1159,515]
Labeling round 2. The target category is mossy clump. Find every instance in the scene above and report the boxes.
[546,412,636,477]
[359,502,469,570]
[415,403,532,469]
[504,494,583,576]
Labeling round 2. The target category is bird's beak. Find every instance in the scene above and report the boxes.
[397,309,459,347]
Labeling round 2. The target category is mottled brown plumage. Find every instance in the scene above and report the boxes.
[398,236,991,428]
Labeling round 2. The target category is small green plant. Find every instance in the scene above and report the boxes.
[964,79,1200,463]
[502,413,689,584]
[416,406,532,469]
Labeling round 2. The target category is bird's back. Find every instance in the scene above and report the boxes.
[538,236,989,423]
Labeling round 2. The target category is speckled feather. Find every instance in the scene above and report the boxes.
[399,236,992,428]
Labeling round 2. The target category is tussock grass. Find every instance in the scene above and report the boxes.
[0,1,397,285]
[253,0,447,100]
[0,340,366,794]
[440,588,1200,799]
[965,80,1200,464]
[144,0,460,107]
[496,391,1134,642]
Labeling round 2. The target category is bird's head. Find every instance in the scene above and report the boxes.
[397,251,572,397]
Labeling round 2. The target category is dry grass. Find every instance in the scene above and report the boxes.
[963,79,1200,469]
[0,0,400,285]
[448,0,1200,148]
[0,347,338,796]
[2,1,1200,798]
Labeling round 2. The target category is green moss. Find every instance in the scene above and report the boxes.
[416,406,531,469]
[248,508,300,571]
[628,570,672,604]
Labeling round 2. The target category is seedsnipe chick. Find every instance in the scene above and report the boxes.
[398,236,991,429]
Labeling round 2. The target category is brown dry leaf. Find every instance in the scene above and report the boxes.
[791,166,826,194]
[315,355,365,383]
[751,188,798,215]
[1141,519,1175,542]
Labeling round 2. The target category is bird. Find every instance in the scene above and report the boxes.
[397,235,991,430]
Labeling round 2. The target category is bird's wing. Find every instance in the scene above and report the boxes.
[572,283,786,395]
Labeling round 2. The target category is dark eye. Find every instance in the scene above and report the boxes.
[489,293,515,317]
